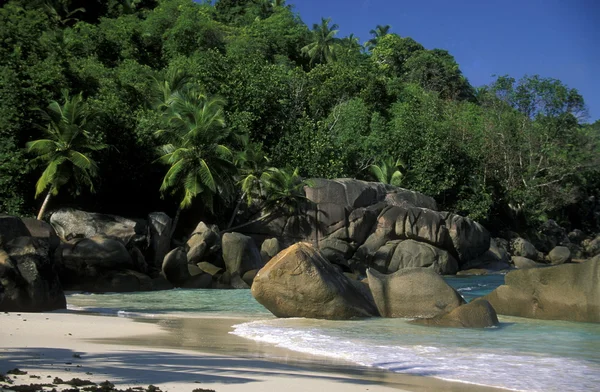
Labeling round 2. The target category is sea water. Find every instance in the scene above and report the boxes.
[66,275,600,392]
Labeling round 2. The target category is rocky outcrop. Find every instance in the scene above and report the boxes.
[161,247,190,287]
[411,299,499,328]
[367,268,465,318]
[0,215,30,247]
[251,243,379,319]
[483,257,600,323]
[147,212,172,268]
[50,208,146,248]
[238,179,494,275]
[0,237,65,312]
[186,222,220,265]
[222,232,263,286]
[510,238,540,261]
[511,256,543,269]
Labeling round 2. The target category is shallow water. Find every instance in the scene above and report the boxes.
[67,275,600,392]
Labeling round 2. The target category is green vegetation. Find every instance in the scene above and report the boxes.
[1,0,598,233]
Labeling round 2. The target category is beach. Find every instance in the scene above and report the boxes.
[0,311,506,392]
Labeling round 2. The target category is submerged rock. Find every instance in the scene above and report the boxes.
[411,299,499,328]
[367,268,465,318]
[483,257,600,323]
[251,242,379,319]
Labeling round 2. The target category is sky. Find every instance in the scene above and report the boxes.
[288,0,600,123]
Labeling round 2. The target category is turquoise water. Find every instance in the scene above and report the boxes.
[66,275,600,392]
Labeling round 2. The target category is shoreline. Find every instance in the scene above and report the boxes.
[0,311,509,392]
[0,311,505,392]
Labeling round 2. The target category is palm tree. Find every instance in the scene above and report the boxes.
[42,0,85,26]
[365,24,391,51]
[369,156,406,186]
[301,17,340,65]
[223,167,312,233]
[26,91,107,220]
[155,87,236,237]
[150,68,192,112]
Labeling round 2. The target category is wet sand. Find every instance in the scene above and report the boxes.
[0,312,506,392]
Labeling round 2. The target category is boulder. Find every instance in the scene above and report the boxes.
[251,243,379,319]
[510,238,539,260]
[371,240,401,272]
[222,232,263,277]
[411,299,499,328]
[0,215,30,247]
[260,238,281,263]
[347,204,381,245]
[567,229,586,244]
[91,270,154,293]
[161,247,190,287]
[187,222,220,265]
[50,208,146,247]
[147,212,172,268]
[395,207,449,248]
[197,262,222,276]
[21,218,60,252]
[460,238,511,271]
[456,269,489,276]
[533,219,569,252]
[0,237,66,312]
[511,256,542,269]
[367,268,465,318]
[242,269,258,286]
[442,213,490,263]
[583,235,600,257]
[387,240,458,275]
[483,257,600,323]
[548,246,571,265]
[182,273,213,289]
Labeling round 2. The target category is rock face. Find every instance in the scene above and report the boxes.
[411,299,499,328]
[239,179,493,275]
[147,212,172,268]
[367,268,465,318]
[0,215,30,247]
[161,247,190,287]
[50,208,146,247]
[511,238,539,260]
[222,232,263,279]
[483,257,600,323]
[251,243,379,319]
[0,237,65,312]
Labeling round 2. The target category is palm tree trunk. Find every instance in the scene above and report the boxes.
[226,192,246,229]
[37,188,53,220]
[220,212,273,234]
[169,206,182,240]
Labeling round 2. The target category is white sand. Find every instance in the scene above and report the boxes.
[0,311,504,392]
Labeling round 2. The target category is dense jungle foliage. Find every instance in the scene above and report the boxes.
[1,0,599,234]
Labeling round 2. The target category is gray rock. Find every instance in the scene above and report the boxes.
[0,215,30,248]
[411,299,499,328]
[197,262,223,276]
[511,238,539,260]
[395,207,449,248]
[511,256,543,269]
[461,238,510,271]
[367,268,465,318]
[568,229,586,244]
[182,273,213,289]
[161,247,190,287]
[483,257,600,323]
[222,232,263,277]
[0,237,66,312]
[442,213,490,263]
[21,217,60,252]
[92,270,154,293]
[147,212,172,268]
[260,238,281,263]
[387,240,458,275]
[50,208,146,248]
[59,236,134,272]
[252,243,379,319]
[548,246,571,265]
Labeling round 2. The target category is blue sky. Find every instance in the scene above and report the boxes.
[289,0,600,123]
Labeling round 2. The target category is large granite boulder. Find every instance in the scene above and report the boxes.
[511,256,543,269]
[50,208,147,247]
[222,232,263,278]
[187,222,220,265]
[442,213,490,263]
[387,240,458,275]
[411,299,499,328]
[161,247,190,287]
[0,215,30,247]
[251,243,379,319]
[84,270,154,293]
[0,237,65,312]
[548,246,571,265]
[260,238,281,263]
[21,218,61,252]
[510,238,539,260]
[395,206,449,248]
[147,212,172,268]
[460,238,511,271]
[483,257,600,323]
[367,268,465,318]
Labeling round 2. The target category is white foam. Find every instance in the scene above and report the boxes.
[231,320,600,392]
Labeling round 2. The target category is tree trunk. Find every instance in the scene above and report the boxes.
[226,192,246,229]
[37,189,53,221]
[220,212,273,234]
[169,206,182,241]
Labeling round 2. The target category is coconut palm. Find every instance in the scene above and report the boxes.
[301,17,340,65]
[365,24,391,51]
[150,68,192,112]
[155,87,236,236]
[369,156,406,186]
[26,91,107,220]
[223,167,312,233]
